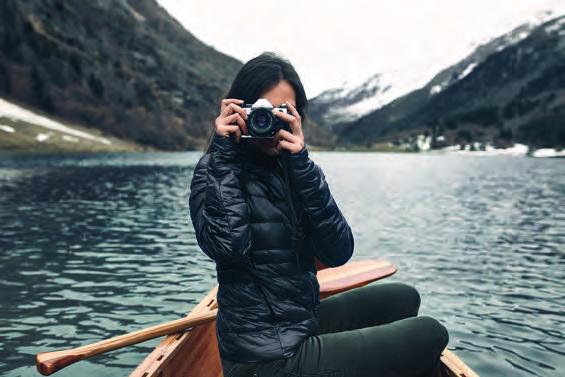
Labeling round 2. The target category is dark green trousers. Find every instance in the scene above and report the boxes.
[221,282,449,377]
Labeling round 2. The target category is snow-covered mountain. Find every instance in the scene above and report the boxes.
[425,11,556,97]
[338,12,565,149]
[308,73,397,129]
[308,10,558,132]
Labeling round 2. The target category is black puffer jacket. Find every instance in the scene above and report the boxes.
[188,134,354,363]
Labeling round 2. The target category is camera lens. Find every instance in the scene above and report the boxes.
[249,108,274,136]
[255,114,268,128]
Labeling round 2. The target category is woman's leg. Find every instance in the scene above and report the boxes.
[273,315,449,377]
[224,282,440,376]
[317,282,421,335]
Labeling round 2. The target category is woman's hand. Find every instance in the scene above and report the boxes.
[273,102,305,154]
[214,98,249,143]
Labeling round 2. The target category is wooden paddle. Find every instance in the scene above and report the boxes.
[35,309,218,375]
[36,259,396,375]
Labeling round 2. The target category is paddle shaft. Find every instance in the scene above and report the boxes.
[35,308,218,376]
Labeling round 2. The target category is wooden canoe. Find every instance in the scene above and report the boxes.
[130,259,478,377]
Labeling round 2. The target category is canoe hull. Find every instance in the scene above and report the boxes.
[130,287,222,377]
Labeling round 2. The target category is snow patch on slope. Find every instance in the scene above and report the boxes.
[36,133,51,142]
[545,15,565,33]
[458,62,478,80]
[0,98,111,145]
[0,124,15,133]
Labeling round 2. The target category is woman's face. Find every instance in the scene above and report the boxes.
[247,80,297,157]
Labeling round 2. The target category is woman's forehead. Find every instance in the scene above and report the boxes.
[262,80,296,107]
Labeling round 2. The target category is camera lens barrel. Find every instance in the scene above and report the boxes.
[248,108,276,137]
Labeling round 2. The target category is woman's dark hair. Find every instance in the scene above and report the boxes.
[205,51,308,153]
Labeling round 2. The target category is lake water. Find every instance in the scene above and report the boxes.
[0,151,563,377]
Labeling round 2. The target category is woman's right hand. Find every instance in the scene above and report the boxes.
[214,98,249,143]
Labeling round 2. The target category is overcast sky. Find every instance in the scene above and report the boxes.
[157,0,565,98]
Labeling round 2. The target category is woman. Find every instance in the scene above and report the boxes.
[189,52,449,377]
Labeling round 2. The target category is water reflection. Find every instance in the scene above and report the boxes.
[0,152,563,376]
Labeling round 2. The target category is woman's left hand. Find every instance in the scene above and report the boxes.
[273,102,305,154]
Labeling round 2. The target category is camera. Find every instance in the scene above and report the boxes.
[240,98,292,138]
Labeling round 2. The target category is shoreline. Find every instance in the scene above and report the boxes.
[2,145,564,158]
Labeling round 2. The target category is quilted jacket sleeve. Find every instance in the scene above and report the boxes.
[188,134,252,264]
[286,147,354,267]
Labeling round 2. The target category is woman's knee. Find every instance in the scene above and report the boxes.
[417,315,450,351]
[363,282,421,317]
[401,283,421,311]
[383,282,421,314]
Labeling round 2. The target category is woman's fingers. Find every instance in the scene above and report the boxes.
[272,108,295,124]
[220,98,244,113]
[223,124,242,143]
[285,102,301,121]
[285,102,302,135]
[214,99,249,142]
[217,114,246,140]
[221,102,248,120]
[276,129,304,154]
[273,103,305,154]
[277,139,302,154]
[226,113,248,135]
[216,110,244,134]
[272,104,302,135]
[225,113,246,128]
[238,115,249,135]
[278,129,299,143]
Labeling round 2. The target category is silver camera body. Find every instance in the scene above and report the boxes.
[240,98,292,138]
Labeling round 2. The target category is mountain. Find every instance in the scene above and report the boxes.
[0,0,336,151]
[308,73,396,130]
[308,18,544,133]
[336,14,565,149]
[0,0,246,150]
